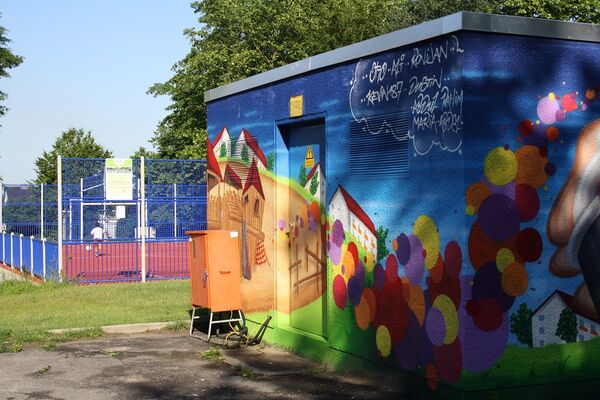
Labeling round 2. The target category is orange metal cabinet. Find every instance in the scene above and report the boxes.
[186,230,242,312]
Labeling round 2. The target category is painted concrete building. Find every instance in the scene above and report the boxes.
[204,12,600,397]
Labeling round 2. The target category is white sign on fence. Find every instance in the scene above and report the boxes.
[105,158,133,200]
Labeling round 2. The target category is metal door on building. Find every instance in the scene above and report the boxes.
[284,121,327,337]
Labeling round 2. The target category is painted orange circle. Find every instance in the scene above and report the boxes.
[501,262,528,296]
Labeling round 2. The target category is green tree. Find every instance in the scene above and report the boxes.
[500,0,600,23]
[556,307,578,343]
[219,142,227,158]
[34,128,113,184]
[390,0,498,29]
[510,303,533,347]
[148,0,403,159]
[266,152,275,171]
[376,226,390,262]
[241,145,249,163]
[130,146,158,159]
[0,16,23,121]
[309,170,319,196]
[298,165,308,187]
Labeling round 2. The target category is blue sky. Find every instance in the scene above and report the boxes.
[0,1,197,183]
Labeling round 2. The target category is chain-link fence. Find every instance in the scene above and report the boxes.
[0,157,207,282]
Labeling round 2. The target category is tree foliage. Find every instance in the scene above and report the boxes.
[241,145,249,163]
[510,303,533,347]
[150,0,600,159]
[34,128,113,184]
[555,307,578,343]
[298,165,307,187]
[309,170,319,196]
[0,16,23,121]
[148,0,402,159]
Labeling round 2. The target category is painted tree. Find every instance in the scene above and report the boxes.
[376,226,390,262]
[298,165,308,187]
[510,303,533,347]
[0,16,23,121]
[556,308,578,343]
[219,143,227,158]
[34,128,113,184]
[266,152,275,171]
[241,145,249,163]
[309,170,319,196]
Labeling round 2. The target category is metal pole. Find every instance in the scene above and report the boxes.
[140,156,146,282]
[19,233,23,271]
[40,184,44,239]
[42,238,47,281]
[80,178,83,240]
[10,232,14,268]
[173,183,177,238]
[30,236,34,276]
[0,178,3,232]
[1,231,4,264]
[57,155,63,281]
[69,199,72,241]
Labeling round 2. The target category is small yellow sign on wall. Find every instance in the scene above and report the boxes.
[290,95,303,117]
[305,145,314,169]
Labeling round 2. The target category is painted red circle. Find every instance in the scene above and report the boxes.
[516,228,543,262]
[333,275,347,309]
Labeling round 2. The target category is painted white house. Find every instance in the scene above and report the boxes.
[304,162,326,201]
[212,127,231,159]
[329,185,377,258]
[234,129,267,169]
[531,290,599,347]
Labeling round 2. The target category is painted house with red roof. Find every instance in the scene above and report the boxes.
[329,185,377,257]
[235,129,267,169]
[531,290,600,347]
[304,162,325,201]
[213,127,232,159]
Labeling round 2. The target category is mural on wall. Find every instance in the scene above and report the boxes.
[349,35,464,155]
[206,31,600,392]
[206,127,275,312]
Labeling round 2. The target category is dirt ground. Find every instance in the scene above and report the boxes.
[0,331,416,400]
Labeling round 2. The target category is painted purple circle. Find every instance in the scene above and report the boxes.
[477,194,519,241]
[545,162,556,176]
[459,305,508,372]
[555,109,566,122]
[396,233,411,265]
[374,263,385,290]
[490,181,515,200]
[329,243,341,265]
[537,97,559,124]
[404,235,424,284]
[331,220,345,247]
[471,262,515,312]
[278,219,286,231]
[425,307,446,346]
[393,311,422,370]
[348,275,363,306]
[354,261,365,283]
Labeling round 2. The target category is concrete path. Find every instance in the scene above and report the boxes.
[0,331,415,400]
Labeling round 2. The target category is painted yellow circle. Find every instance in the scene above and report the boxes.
[376,325,392,358]
[432,294,458,345]
[413,215,439,270]
[496,248,515,273]
[465,205,475,216]
[484,147,517,186]
[364,252,375,273]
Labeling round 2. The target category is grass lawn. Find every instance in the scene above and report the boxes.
[0,279,191,351]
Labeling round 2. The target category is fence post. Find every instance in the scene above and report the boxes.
[0,178,3,233]
[42,238,47,281]
[30,235,34,276]
[40,183,45,240]
[10,232,14,268]
[173,183,177,237]
[57,155,63,281]
[80,178,83,240]
[141,156,146,282]
[1,231,4,265]
[19,233,23,271]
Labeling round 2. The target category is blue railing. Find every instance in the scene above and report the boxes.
[0,232,58,280]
